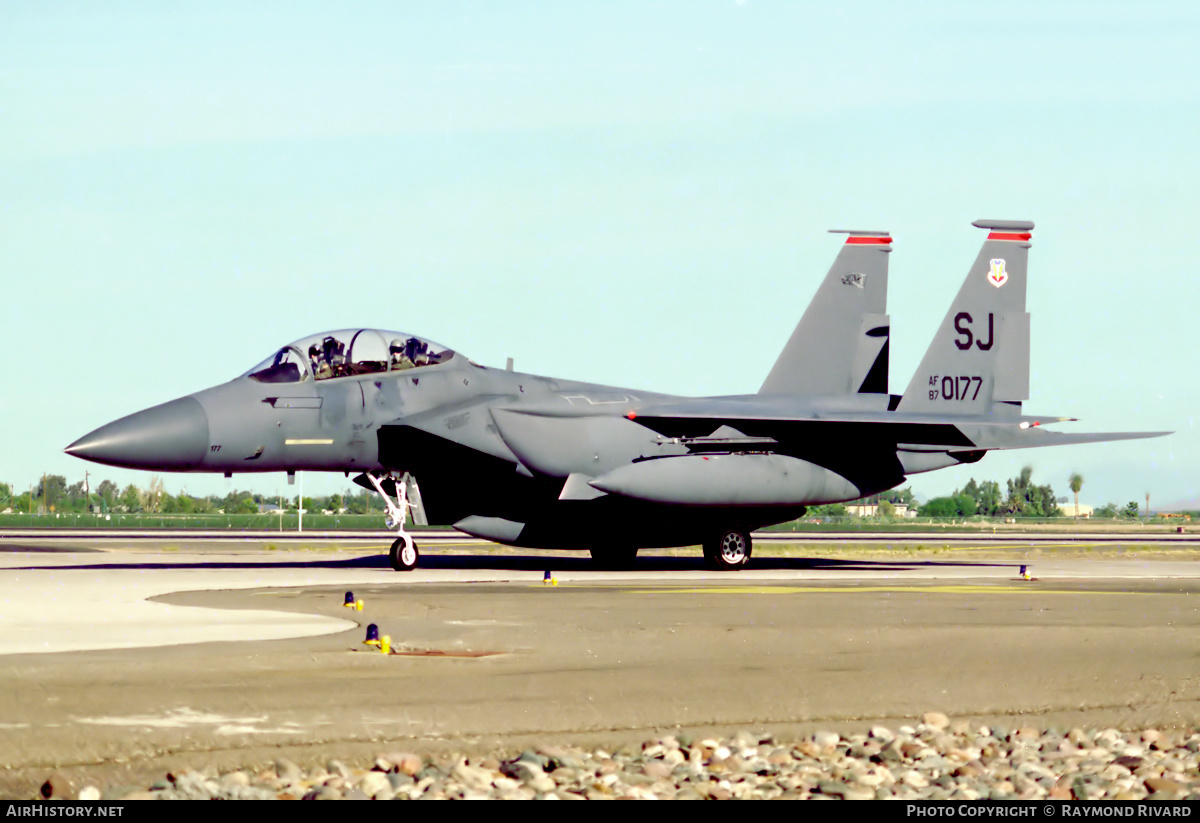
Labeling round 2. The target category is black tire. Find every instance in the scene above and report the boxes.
[704,529,751,570]
[589,546,639,570]
[389,536,419,571]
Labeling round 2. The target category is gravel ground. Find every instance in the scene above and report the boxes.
[36,714,1200,800]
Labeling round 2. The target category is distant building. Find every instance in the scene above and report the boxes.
[846,503,917,519]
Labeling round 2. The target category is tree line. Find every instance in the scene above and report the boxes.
[918,467,1058,517]
[807,466,1162,519]
[0,476,386,516]
[0,469,1177,520]
[922,467,1148,519]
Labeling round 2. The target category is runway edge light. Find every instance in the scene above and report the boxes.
[343,591,355,607]
[364,623,380,646]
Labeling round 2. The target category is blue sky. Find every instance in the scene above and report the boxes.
[2,1,1195,508]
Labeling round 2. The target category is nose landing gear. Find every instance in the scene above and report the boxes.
[365,471,421,572]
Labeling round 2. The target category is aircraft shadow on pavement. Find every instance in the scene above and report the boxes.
[399,554,1019,573]
[2,553,1017,574]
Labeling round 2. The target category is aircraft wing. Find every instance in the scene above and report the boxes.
[629,399,1169,453]
[633,413,978,447]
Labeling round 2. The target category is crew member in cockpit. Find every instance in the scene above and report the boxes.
[390,338,415,370]
[309,344,332,380]
[322,336,347,377]
[406,337,430,367]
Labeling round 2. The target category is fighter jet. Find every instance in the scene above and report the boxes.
[65,220,1166,571]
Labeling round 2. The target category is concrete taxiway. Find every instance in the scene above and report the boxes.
[0,538,1197,796]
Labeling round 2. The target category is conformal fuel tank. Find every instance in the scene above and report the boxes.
[589,453,861,506]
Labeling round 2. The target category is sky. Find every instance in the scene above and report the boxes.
[2,1,1196,509]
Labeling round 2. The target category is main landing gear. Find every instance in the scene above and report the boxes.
[364,471,420,572]
[703,528,752,571]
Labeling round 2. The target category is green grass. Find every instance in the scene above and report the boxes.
[0,512,455,530]
[0,512,1188,534]
[763,516,1189,533]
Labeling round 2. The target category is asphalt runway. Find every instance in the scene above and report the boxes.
[1,538,1198,796]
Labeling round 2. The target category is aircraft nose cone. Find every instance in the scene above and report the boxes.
[64,396,210,470]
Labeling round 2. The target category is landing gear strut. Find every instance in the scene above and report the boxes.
[703,528,751,571]
[365,471,420,572]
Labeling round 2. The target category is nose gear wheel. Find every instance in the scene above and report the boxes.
[389,534,419,571]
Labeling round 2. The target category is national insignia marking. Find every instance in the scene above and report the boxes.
[987,258,1008,288]
[841,272,866,289]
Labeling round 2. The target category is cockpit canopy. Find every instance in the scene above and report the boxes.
[245,329,455,384]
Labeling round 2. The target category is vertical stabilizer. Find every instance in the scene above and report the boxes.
[898,220,1033,416]
[759,231,891,396]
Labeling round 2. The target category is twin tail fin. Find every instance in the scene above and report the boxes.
[759,230,891,397]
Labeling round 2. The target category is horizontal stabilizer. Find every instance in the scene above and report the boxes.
[958,425,1171,451]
